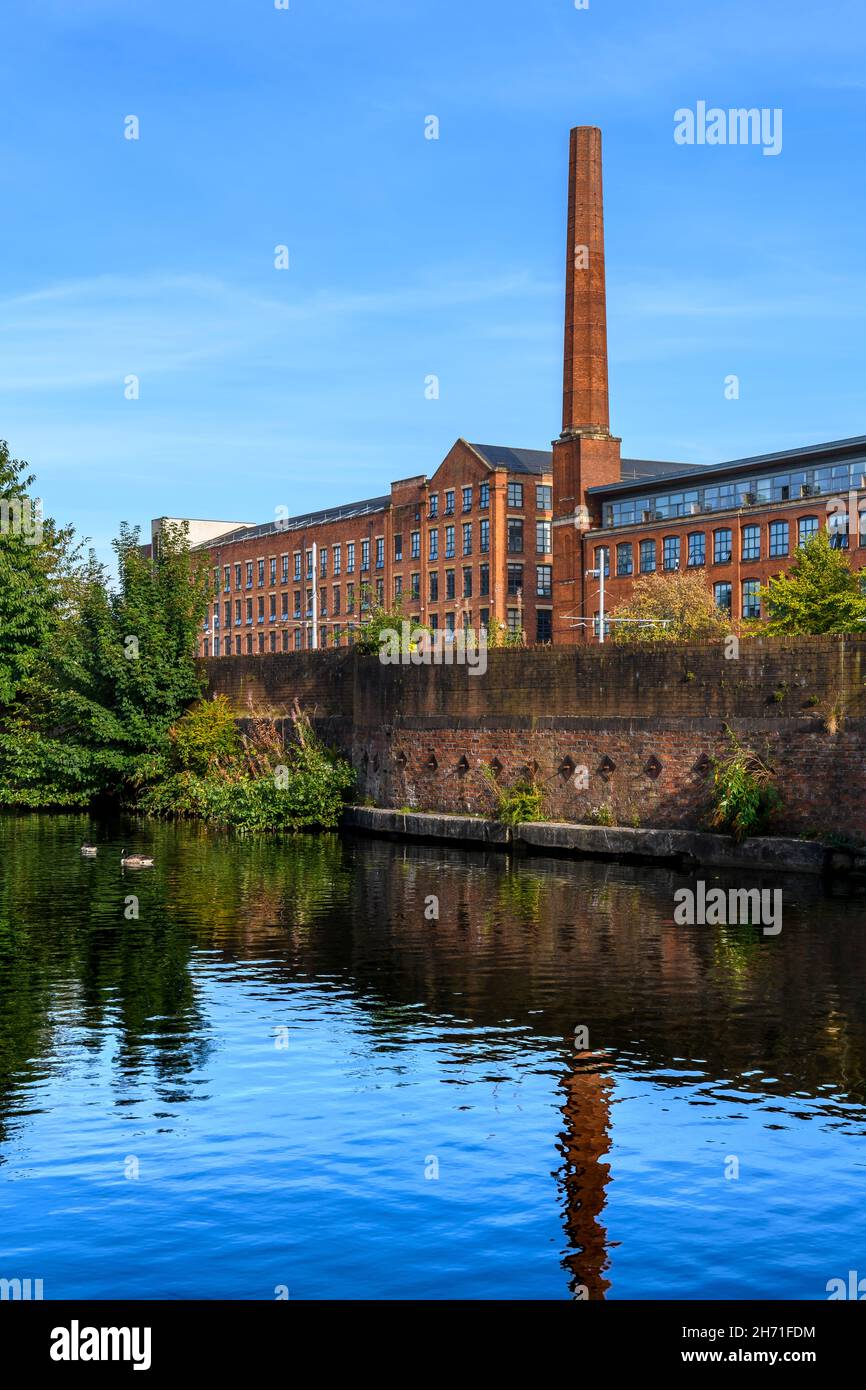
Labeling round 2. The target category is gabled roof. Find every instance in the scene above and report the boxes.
[467,443,553,475]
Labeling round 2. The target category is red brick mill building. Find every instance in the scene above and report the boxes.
[151,126,865,657]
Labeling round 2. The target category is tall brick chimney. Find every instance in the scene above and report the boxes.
[552,126,622,644]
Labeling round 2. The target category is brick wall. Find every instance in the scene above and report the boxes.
[200,636,866,841]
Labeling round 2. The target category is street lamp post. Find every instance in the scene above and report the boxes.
[585,547,607,644]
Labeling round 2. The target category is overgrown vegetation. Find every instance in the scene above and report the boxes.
[482,765,544,824]
[137,705,355,833]
[708,729,781,841]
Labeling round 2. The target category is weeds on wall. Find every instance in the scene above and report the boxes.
[708,728,781,842]
[481,764,544,824]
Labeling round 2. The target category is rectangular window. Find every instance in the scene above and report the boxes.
[361,539,370,571]
[294,552,302,581]
[445,489,455,515]
[246,561,253,588]
[742,524,760,562]
[320,590,328,618]
[347,542,355,573]
[258,559,265,586]
[479,519,490,553]
[269,594,276,622]
[462,485,472,512]
[616,542,633,577]
[281,592,289,620]
[742,579,761,620]
[346,583,355,613]
[270,557,277,585]
[536,609,553,643]
[410,530,420,559]
[333,586,341,616]
[687,532,706,567]
[446,569,455,600]
[294,629,302,650]
[234,599,242,626]
[769,520,789,558]
[462,523,472,556]
[394,575,403,600]
[479,563,489,597]
[234,563,242,590]
[479,482,490,510]
[257,597,265,624]
[462,566,472,598]
[319,549,327,578]
[213,567,219,594]
[280,554,289,584]
[507,563,524,596]
[224,565,230,591]
[595,546,610,578]
[333,544,341,575]
[293,591,301,620]
[639,539,656,573]
[445,611,456,633]
[429,572,438,601]
[410,572,420,600]
[798,515,819,546]
[245,598,252,625]
[305,550,313,580]
[445,525,455,558]
[429,528,439,560]
[429,493,439,518]
[394,533,403,563]
[507,520,524,553]
[663,536,680,571]
[224,600,231,627]
[536,484,552,511]
[536,520,551,554]
[713,528,732,564]
[376,537,384,569]
[507,482,523,508]
[536,564,552,597]
[507,608,521,634]
[714,581,732,613]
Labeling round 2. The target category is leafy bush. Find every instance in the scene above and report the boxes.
[169,696,242,775]
[138,708,355,832]
[709,730,781,841]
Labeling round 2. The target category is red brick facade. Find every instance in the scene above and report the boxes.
[196,440,553,658]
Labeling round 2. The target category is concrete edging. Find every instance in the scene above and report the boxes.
[341,806,829,874]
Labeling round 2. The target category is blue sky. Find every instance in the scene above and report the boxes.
[1,0,865,561]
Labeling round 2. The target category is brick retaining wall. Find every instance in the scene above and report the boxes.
[199,636,866,841]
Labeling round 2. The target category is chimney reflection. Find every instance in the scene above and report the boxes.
[557,1047,614,1299]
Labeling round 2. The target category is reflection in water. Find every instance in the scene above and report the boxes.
[1,815,865,1299]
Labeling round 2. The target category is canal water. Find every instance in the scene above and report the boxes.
[1,814,864,1300]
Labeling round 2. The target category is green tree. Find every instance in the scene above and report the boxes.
[610,569,732,644]
[0,521,208,807]
[0,439,77,706]
[761,528,866,634]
